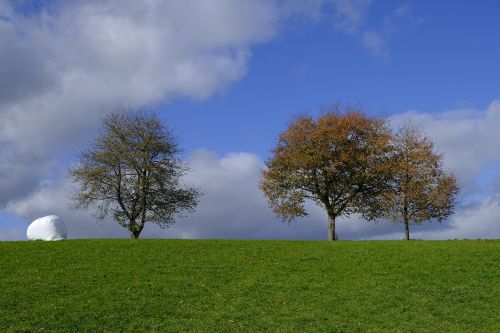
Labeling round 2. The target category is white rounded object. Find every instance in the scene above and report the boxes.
[27,215,67,241]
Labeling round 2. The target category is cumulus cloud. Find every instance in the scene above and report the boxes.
[0,0,395,210]
[391,100,500,196]
[411,198,500,240]
[0,0,281,208]
[0,1,498,241]
[383,101,500,239]
[2,150,329,240]
[3,145,499,241]
[0,149,403,241]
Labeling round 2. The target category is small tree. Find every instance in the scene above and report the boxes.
[260,105,394,240]
[381,124,459,240]
[71,110,199,239]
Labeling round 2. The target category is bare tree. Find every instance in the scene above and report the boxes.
[380,124,459,240]
[260,105,394,240]
[70,109,199,239]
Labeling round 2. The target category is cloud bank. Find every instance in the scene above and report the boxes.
[4,107,500,242]
[391,101,500,196]
[1,1,498,241]
[1,0,383,210]
[0,0,281,208]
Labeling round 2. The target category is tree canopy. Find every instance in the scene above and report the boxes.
[260,105,394,240]
[380,124,460,240]
[70,110,199,239]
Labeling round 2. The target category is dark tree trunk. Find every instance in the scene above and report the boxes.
[403,198,410,240]
[327,214,336,241]
[129,220,142,239]
[404,219,410,241]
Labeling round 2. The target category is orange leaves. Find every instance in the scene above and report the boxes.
[261,104,393,229]
[261,106,460,240]
[380,123,460,230]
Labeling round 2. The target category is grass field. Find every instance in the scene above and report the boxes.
[0,239,498,332]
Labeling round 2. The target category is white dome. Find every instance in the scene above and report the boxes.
[27,215,67,241]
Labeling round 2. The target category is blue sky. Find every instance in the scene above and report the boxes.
[162,0,500,157]
[1,0,499,240]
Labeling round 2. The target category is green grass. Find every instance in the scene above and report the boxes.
[0,240,498,332]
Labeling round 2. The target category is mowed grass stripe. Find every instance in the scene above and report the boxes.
[0,240,498,332]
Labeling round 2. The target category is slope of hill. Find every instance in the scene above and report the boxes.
[1,239,498,332]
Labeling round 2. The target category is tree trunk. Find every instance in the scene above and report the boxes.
[403,197,410,240]
[129,220,141,239]
[404,219,410,241]
[327,214,336,241]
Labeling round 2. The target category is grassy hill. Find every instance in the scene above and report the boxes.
[1,239,498,332]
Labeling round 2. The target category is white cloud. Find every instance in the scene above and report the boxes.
[2,150,328,240]
[3,144,499,241]
[383,101,500,240]
[411,198,500,240]
[0,0,392,210]
[0,2,497,241]
[1,149,398,241]
[4,177,130,239]
[0,0,282,207]
[391,100,500,196]
[0,0,378,209]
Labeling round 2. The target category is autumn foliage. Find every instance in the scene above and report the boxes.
[379,124,459,240]
[261,105,460,240]
[261,105,394,240]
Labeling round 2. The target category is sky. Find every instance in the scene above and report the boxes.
[1,0,500,241]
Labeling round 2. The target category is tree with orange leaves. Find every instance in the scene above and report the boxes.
[380,124,459,240]
[260,105,393,240]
